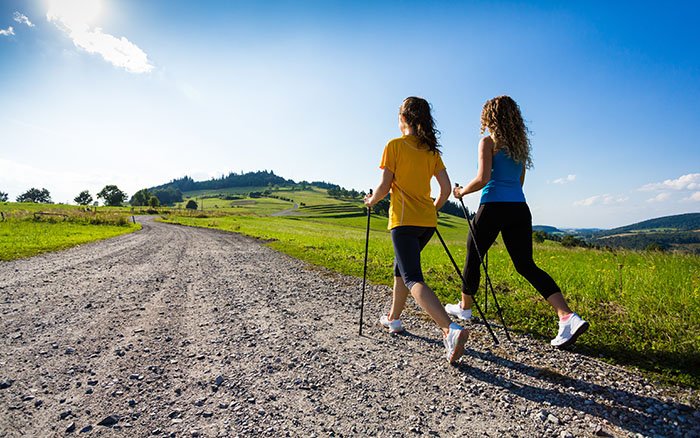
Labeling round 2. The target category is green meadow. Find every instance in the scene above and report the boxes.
[0,203,141,261]
[162,187,700,388]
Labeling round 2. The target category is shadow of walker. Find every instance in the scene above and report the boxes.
[456,349,696,436]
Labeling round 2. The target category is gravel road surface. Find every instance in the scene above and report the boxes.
[1,217,698,437]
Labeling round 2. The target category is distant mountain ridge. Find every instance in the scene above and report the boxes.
[532,225,563,234]
[533,213,700,254]
[535,213,699,236]
[596,212,700,236]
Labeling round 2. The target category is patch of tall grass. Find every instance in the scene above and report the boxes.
[0,203,140,261]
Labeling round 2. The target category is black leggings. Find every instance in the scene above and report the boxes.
[391,226,435,290]
[462,202,560,299]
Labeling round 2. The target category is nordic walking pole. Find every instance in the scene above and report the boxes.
[455,185,512,341]
[359,189,373,336]
[484,252,488,313]
[434,228,499,345]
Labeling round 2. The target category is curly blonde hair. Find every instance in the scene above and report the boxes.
[480,95,532,169]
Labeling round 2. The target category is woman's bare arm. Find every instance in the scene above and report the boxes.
[364,168,393,206]
[434,168,452,211]
[453,136,494,198]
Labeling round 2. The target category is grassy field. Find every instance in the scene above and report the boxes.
[0,203,141,261]
[160,188,700,388]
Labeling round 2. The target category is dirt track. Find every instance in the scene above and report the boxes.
[1,217,698,437]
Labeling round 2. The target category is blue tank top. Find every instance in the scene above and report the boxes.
[480,150,526,203]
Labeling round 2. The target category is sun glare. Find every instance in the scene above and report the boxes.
[47,0,102,27]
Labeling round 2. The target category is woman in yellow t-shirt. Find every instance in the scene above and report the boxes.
[364,96,469,364]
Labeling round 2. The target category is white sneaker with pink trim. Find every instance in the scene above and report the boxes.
[550,313,589,348]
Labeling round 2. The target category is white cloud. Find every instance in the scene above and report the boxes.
[640,173,700,191]
[574,194,629,207]
[47,0,154,74]
[646,192,671,203]
[551,174,576,184]
[0,26,15,36]
[13,12,34,27]
[681,192,700,202]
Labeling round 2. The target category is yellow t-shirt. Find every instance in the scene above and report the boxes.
[380,135,446,229]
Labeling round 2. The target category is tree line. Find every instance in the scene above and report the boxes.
[151,170,293,193]
[1,185,184,208]
[2,186,129,206]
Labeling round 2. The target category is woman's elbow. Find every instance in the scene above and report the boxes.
[475,177,489,189]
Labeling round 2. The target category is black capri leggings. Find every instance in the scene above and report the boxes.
[391,226,435,290]
[462,202,560,299]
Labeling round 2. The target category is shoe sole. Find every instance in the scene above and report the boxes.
[448,313,472,322]
[448,329,470,364]
[446,307,472,322]
[380,322,404,334]
[555,321,589,349]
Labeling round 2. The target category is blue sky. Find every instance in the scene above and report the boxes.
[1,0,698,228]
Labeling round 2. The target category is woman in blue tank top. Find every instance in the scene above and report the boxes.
[446,96,589,349]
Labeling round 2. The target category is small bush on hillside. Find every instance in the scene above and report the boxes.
[561,235,587,248]
[533,231,546,243]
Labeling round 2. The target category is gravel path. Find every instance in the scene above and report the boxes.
[1,217,698,437]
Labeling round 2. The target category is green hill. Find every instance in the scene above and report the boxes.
[150,170,295,193]
[597,213,700,235]
[590,213,700,253]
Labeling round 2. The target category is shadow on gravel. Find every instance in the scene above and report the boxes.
[395,330,443,347]
[456,349,697,436]
[359,331,442,349]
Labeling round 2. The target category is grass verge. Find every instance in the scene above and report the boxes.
[0,203,141,261]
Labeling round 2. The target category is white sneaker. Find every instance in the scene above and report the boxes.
[445,303,472,321]
[443,322,469,364]
[550,313,589,348]
[380,314,404,333]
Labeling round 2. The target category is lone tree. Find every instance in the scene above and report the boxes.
[74,190,93,206]
[148,196,160,208]
[185,199,198,210]
[97,185,127,207]
[0,191,8,202]
[130,188,152,206]
[17,187,52,203]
